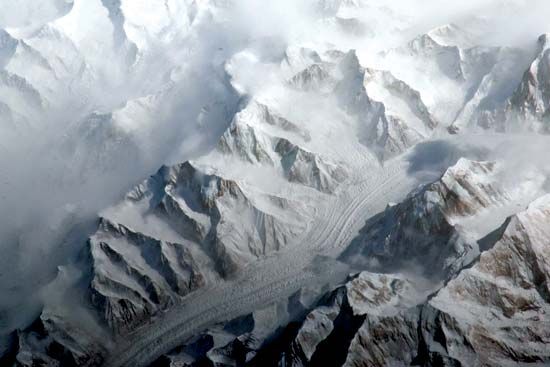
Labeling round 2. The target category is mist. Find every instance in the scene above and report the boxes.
[1,0,550,348]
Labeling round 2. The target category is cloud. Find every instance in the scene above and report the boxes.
[406,139,490,182]
[0,0,241,337]
[0,0,73,29]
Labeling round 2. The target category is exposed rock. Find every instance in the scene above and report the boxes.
[341,159,507,280]
[407,34,465,82]
[217,101,311,165]
[449,34,550,133]
[281,47,323,76]
[288,63,335,92]
[364,69,437,133]
[384,26,535,130]
[11,312,105,367]
[422,194,550,366]
[450,46,529,133]
[217,101,348,193]
[88,219,205,333]
[276,139,348,194]
[7,3,550,366]
[335,51,436,160]
[509,34,550,131]
[270,271,428,367]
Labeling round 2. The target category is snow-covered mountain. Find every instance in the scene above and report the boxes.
[87,159,314,332]
[218,163,550,367]
[138,159,549,367]
[3,1,550,367]
[342,159,508,280]
[508,34,550,130]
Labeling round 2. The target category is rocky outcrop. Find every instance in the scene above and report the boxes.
[509,34,550,131]
[421,194,550,366]
[364,69,437,133]
[217,101,311,164]
[276,139,348,194]
[281,47,323,76]
[150,317,258,367]
[334,51,437,160]
[266,271,428,367]
[448,33,550,133]
[288,63,335,92]
[8,3,550,366]
[217,101,348,193]
[384,26,537,131]
[449,46,529,133]
[342,159,507,280]
[9,312,105,367]
[127,161,309,271]
[407,34,465,82]
[88,219,206,333]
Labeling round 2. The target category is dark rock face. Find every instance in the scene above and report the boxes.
[89,219,206,334]
[8,313,105,367]
[333,51,437,161]
[276,138,348,194]
[342,159,504,280]
[510,34,550,130]
[261,272,426,367]
[218,101,347,194]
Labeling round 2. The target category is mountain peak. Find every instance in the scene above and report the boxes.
[537,33,550,50]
